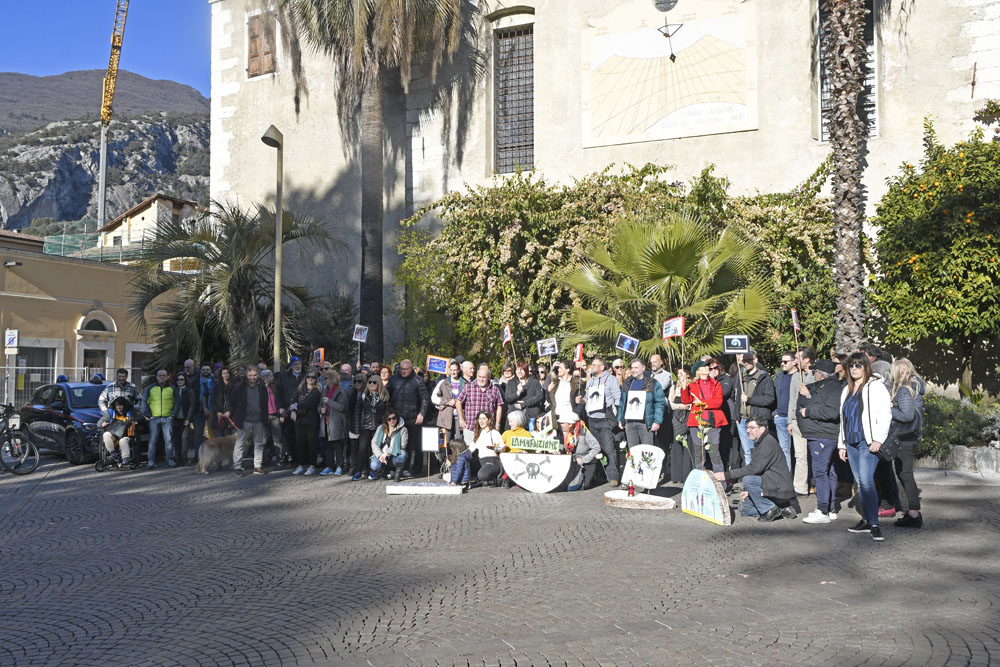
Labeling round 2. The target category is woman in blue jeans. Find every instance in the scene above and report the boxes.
[837,353,892,542]
[369,412,408,481]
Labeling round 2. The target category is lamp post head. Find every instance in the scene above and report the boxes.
[261,125,283,149]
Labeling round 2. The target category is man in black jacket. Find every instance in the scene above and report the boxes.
[275,356,304,464]
[797,360,843,523]
[387,359,430,476]
[714,418,796,521]
[734,351,776,465]
[230,366,271,476]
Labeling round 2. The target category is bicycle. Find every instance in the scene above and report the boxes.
[1,404,40,475]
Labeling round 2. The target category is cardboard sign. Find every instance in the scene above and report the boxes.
[791,309,801,332]
[615,333,639,355]
[426,355,450,375]
[574,343,584,363]
[502,323,513,346]
[624,390,647,420]
[620,445,664,490]
[536,337,559,357]
[500,452,573,494]
[312,348,325,366]
[352,325,369,343]
[681,469,732,525]
[722,334,749,355]
[585,383,606,413]
[662,317,685,340]
[510,436,561,453]
[421,427,444,453]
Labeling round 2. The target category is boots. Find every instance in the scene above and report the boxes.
[394,467,404,482]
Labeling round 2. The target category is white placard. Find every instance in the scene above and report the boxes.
[536,337,559,357]
[585,384,606,414]
[624,390,647,421]
[722,334,749,355]
[352,325,369,343]
[421,427,442,453]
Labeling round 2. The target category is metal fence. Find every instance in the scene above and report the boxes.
[1,366,154,407]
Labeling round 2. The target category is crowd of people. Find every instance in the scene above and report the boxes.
[96,344,926,541]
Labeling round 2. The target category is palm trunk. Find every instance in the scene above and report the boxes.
[824,0,869,352]
[359,74,385,362]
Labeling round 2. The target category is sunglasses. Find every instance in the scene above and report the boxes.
[387,416,398,422]
[849,362,864,369]
[781,359,794,364]
[306,375,317,380]
[612,365,624,370]
[368,381,378,386]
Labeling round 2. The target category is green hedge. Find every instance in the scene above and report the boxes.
[918,393,989,460]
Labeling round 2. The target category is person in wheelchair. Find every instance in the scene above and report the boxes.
[100,396,138,468]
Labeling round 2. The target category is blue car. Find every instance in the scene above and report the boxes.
[19,382,125,464]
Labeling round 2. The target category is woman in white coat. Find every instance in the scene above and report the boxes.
[837,353,892,542]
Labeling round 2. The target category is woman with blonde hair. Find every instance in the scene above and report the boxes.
[889,357,925,528]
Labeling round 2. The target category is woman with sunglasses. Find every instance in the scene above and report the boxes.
[668,367,693,483]
[707,358,738,469]
[369,412,408,481]
[352,375,388,480]
[837,353,892,541]
[469,411,505,488]
[290,372,322,476]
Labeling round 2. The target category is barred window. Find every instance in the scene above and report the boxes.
[818,0,877,141]
[248,13,276,78]
[494,26,534,173]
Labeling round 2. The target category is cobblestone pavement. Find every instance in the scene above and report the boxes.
[2,457,999,666]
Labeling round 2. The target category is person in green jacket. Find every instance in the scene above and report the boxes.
[143,369,176,468]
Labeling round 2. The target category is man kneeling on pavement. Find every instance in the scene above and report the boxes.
[713,418,796,521]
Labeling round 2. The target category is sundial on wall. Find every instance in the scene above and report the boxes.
[654,0,683,61]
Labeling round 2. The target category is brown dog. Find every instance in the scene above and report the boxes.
[197,435,236,474]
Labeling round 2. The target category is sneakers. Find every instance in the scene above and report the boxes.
[828,512,838,521]
[803,512,833,524]
[367,472,377,480]
[121,457,132,467]
[253,467,269,475]
[847,519,872,533]
[351,471,363,481]
[291,465,305,475]
[871,525,885,541]
[608,480,619,487]
[896,512,923,528]
[334,466,343,476]
[147,461,156,469]
[304,465,317,476]
[319,467,335,476]
[878,507,897,518]
[167,460,177,468]
[401,470,412,479]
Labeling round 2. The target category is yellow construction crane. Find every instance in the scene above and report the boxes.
[97,0,130,230]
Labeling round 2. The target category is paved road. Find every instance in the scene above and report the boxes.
[2,457,998,666]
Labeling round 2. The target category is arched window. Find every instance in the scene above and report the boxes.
[83,319,107,331]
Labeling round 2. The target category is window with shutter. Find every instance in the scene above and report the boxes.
[247,13,277,78]
[247,14,261,77]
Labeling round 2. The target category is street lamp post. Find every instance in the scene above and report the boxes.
[261,125,284,372]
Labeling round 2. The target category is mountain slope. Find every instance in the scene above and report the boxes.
[0,112,209,230]
[0,70,208,136]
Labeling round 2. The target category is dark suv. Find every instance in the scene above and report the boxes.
[19,382,147,465]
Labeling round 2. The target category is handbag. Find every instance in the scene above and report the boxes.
[876,427,901,463]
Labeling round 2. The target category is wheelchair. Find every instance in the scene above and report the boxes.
[95,398,142,472]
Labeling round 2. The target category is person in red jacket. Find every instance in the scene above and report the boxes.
[680,360,727,473]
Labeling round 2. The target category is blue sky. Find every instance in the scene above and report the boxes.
[0,0,212,97]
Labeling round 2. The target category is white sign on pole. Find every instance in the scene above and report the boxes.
[4,329,18,348]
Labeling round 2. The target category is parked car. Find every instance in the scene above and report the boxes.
[19,382,148,464]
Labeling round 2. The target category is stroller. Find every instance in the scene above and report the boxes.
[95,397,142,472]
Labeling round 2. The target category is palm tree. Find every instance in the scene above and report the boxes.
[822,0,871,352]
[127,202,332,367]
[281,0,481,362]
[558,211,774,366]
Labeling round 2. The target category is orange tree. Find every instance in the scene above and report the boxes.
[869,113,1000,390]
